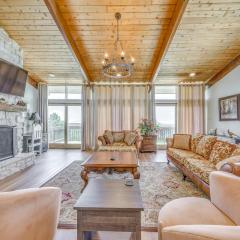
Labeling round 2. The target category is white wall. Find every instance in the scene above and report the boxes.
[206,66,240,136]
[24,83,38,113]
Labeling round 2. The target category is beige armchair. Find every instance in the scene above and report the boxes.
[158,171,240,240]
[0,187,61,240]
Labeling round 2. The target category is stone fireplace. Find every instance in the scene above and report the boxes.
[0,28,35,180]
[0,109,35,180]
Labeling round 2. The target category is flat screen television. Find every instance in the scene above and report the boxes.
[0,59,28,97]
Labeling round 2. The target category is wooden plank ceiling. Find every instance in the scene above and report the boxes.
[156,0,240,84]
[0,0,86,84]
[0,0,239,84]
[53,0,179,82]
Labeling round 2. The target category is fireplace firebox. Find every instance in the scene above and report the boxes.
[0,126,17,161]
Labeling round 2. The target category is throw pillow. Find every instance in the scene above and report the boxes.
[98,136,106,145]
[103,130,114,144]
[191,134,204,153]
[209,141,236,165]
[112,132,124,142]
[232,146,240,156]
[124,132,137,146]
[172,134,191,150]
[196,136,217,159]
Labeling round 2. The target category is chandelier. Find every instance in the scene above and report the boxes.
[102,12,135,79]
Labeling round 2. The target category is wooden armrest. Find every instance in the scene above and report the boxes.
[220,162,240,177]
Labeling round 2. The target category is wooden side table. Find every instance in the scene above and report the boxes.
[140,135,157,153]
[74,179,144,240]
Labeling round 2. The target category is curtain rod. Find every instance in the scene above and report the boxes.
[88,82,151,86]
[178,81,205,85]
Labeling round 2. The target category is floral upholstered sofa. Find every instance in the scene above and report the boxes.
[167,134,240,195]
[98,130,142,155]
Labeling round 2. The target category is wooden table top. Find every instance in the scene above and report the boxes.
[81,151,138,168]
[74,179,144,211]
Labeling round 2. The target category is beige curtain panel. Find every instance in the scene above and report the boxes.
[81,84,151,150]
[178,83,205,135]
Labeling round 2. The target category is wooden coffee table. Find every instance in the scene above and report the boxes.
[80,151,140,192]
[74,179,144,240]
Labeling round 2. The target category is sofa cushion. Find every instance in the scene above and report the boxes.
[196,136,217,159]
[112,131,124,142]
[209,141,236,165]
[191,134,204,153]
[98,143,136,152]
[232,146,240,156]
[167,148,204,164]
[124,132,137,146]
[158,197,234,232]
[172,134,191,150]
[183,158,216,184]
[103,130,114,144]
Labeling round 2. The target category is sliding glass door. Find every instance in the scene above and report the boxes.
[48,85,82,148]
[48,105,65,144]
[67,105,82,144]
[155,104,176,146]
[155,85,177,148]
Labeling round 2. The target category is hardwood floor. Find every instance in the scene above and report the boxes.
[0,149,166,240]
[54,229,158,240]
[0,149,90,191]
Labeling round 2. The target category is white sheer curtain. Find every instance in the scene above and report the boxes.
[81,84,151,149]
[178,83,205,135]
[81,85,94,150]
[132,86,150,129]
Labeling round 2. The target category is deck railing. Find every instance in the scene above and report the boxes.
[157,126,175,145]
[49,124,81,143]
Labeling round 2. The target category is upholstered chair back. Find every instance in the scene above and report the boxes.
[0,187,61,240]
[210,171,240,225]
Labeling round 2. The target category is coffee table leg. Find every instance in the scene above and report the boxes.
[77,230,85,240]
[80,168,88,192]
[135,212,141,240]
[77,211,85,240]
[132,167,140,179]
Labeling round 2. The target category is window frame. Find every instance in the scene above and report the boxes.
[48,84,82,149]
[154,85,178,149]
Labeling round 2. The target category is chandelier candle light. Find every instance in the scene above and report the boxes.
[102,12,135,79]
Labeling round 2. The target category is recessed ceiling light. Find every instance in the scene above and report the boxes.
[48,73,55,77]
[189,72,196,77]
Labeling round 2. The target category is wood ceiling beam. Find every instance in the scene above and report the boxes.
[44,0,90,83]
[27,76,39,89]
[207,54,240,87]
[151,0,189,83]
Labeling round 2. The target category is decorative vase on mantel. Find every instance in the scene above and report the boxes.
[138,119,160,153]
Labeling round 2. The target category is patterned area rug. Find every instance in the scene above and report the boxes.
[43,161,206,228]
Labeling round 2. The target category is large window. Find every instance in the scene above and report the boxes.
[48,85,82,148]
[155,85,177,148]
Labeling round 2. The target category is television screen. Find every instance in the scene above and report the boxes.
[0,59,28,97]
